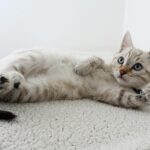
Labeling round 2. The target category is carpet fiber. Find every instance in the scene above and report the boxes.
[0,100,150,150]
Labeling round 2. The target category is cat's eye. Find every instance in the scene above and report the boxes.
[132,63,143,71]
[117,57,124,64]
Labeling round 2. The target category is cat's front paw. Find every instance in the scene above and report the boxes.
[74,57,104,76]
[74,64,91,76]
[142,84,150,103]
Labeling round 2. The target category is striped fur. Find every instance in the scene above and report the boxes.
[0,32,150,109]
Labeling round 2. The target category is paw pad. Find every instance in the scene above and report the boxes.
[0,76,8,84]
[14,82,20,89]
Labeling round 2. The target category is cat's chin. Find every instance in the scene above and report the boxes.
[116,77,140,88]
[117,76,127,82]
[115,76,133,87]
[113,72,133,87]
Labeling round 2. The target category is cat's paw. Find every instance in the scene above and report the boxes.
[74,57,104,76]
[74,64,92,76]
[0,71,24,95]
[142,84,150,103]
[133,84,150,107]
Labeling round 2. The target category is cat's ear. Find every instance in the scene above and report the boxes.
[120,32,134,52]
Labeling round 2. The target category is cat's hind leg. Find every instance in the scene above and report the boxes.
[74,56,104,76]
[0,71,25,95]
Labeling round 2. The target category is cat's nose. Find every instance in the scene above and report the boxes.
[119,65,130,76]
[120,69,126,76]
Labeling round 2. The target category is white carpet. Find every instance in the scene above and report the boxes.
[0,50,150,150]
[0,100,150,150]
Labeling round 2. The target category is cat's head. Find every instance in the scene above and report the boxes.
[112,32,150,88]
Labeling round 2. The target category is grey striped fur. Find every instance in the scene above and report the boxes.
[0,32,150,109]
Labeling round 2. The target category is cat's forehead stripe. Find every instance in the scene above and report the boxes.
[145,69,150,78]
[127,49,133,57]
[127,49,144,62]
[135,57,141,61]
[135,52,143,58]
[129,49,142,57]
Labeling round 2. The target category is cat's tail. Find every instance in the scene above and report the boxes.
[0,110,16,121]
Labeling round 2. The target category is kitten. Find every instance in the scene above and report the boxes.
[0,32,149,112]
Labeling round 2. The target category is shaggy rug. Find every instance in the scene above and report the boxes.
[0,50,150,150]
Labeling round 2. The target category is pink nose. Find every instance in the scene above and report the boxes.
[120,69,127,76]
[119,65,130,77]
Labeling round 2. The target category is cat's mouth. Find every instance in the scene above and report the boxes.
[117,75,127,82]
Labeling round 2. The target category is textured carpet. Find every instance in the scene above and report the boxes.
[0,100,150,150]
[0,50,150,150]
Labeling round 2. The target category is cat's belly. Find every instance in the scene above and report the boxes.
[45,63,114,100]
[45,63,88,99]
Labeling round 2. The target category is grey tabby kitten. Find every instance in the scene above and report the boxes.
[0,31,150,119]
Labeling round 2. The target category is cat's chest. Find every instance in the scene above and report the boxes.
[47,62,76,80]
[90,68,114,82]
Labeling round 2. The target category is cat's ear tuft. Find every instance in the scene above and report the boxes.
[120,32,134,52]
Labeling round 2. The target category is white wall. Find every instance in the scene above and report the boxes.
[0,0,125,57]
[124,0,150,50]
